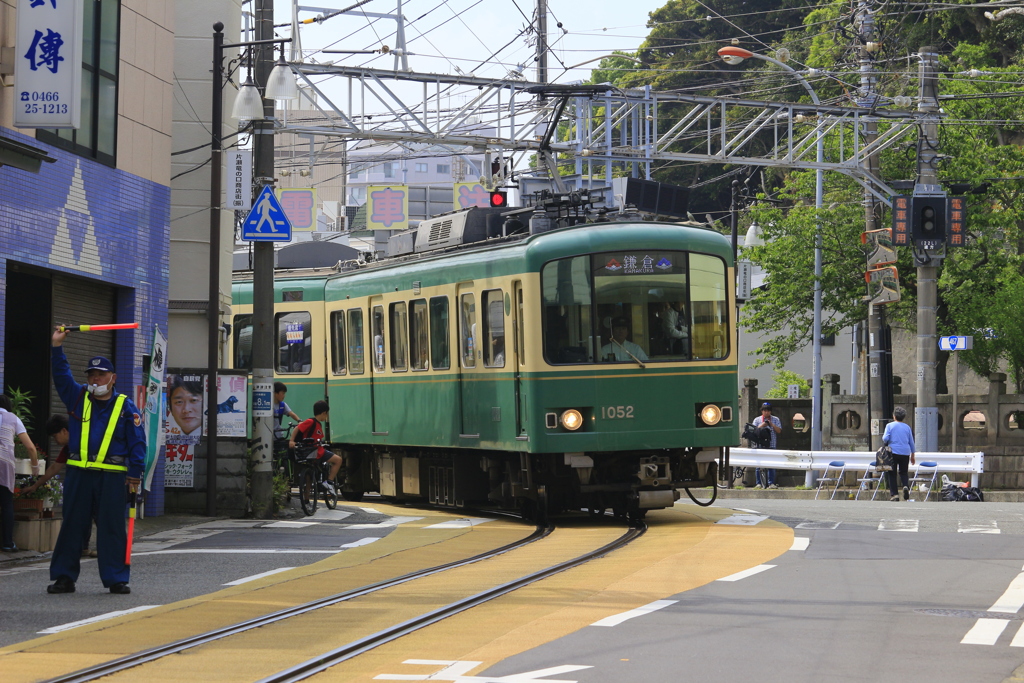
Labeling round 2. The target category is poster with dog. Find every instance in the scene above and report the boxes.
[205,373,248,437]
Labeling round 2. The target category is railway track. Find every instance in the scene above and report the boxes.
[43,520,644,683]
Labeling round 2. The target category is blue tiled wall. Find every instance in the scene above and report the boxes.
[0,126,170,389]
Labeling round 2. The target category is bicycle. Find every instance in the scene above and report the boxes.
[294,438,338,516]
[273,422,298,500]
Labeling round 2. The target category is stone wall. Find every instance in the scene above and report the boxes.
[163,438,248,517]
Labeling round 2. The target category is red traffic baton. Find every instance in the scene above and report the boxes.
[125,491,137,566]
[59,322,140,332]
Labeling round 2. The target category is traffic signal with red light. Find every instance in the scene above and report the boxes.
[489,191,508,208]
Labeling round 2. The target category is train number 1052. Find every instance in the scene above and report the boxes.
[601,405,634,419]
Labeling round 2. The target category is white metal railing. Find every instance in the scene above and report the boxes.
[727,448,984,487]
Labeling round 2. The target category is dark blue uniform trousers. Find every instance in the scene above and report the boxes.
[50,466,129,587]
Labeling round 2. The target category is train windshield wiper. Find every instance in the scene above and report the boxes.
[611,340,646,368]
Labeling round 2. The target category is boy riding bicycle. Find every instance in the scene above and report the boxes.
[288,400,342,495]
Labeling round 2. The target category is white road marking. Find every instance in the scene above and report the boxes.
[1010,622,1024,647]
[223,567,296,586]
[264,521,320,528]
[0,563,48,577]
[38,606,161,634]
[989,573,1024,613]
[346,516,424,529]
[732,508,762,514]
[878,519,919,532]
[590,600,677,627]
[717,564,776,582]
[716,514,768,526]
[796,521,840,530]
[310,509,353,521]
[135,549,342,555]
[341,537,381,548]
[424,518,493,529]
[359,507,383,514]
[374,659,592,681]
[790,537,810,551]
[959,521,1000,534]
[962,618,1009,645]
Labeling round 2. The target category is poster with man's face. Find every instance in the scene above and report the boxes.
[165,373,204,445]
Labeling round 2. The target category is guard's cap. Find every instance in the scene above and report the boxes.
[611,317,629,328]
[761,401,772,409]
[86,356,115,373]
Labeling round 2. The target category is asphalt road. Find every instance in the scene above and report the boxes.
[478,498,1024,683]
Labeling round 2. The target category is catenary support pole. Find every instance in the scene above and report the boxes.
[206,24,225,517]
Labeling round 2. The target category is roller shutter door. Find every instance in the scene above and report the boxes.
[49,274,116,421]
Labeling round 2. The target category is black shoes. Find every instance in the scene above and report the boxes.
[1,545,18,552]
[109,582,131,594]
[903,486,910,501]
[47,577,76,594]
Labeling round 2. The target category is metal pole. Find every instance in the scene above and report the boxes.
[536,0,547,86]
[250,0,276,517]
[952,352,958,452]
[915,46,942,454]
[206,23,225,517]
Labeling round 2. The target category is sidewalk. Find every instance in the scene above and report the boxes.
[715,487,1024,503]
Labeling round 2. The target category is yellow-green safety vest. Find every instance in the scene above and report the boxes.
[69,394,128,472]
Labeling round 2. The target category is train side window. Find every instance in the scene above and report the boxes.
[410,299,429,371]
[233,314,253,371]
[483,289,505,368]
[390,302,409,372]
[429,296,450,370]
[347,309,364,374]
[372,305,386,372]
[330,311,346,375]
[275,311,312,374]
[460,293,476,368]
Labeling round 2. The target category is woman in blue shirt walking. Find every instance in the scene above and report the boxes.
[883,406,916,501]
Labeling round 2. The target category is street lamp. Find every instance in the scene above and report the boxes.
[718,46,826,472]
[208,23,295,516]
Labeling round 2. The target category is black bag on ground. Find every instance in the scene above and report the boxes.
[875,444,893,471]
[941,484,984,502]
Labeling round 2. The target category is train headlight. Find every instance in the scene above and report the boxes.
[561,409,584,431]
[699,404,723,426]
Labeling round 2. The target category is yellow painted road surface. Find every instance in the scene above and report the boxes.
[1,503,791,683]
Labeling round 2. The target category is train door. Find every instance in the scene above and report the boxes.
[512,281,527,436]
[369,298,387,435]
[456,286,478,438]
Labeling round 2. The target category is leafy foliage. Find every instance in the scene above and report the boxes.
[763,369,811,398]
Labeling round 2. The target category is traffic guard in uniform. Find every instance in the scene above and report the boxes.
[47,328,146,594]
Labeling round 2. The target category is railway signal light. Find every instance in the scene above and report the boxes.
[489,190,508,208]
[912,196,946,248]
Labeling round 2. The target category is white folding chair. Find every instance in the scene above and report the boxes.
[815,461,846,500]
[908,461,938,501]
[855,461,886,501]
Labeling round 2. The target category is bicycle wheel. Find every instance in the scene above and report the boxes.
[298,467,318,516]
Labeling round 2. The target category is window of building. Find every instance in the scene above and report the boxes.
[430,296,450,370]
[347,309,364,374]
[233,314,253,371]
[483,290,505,368]
[372,306,386,371]
[436,164,451,175]
[460,293,476,368]
[410,299,429,370]
[415,163,428,173]
[275,311,312,374]
[390,302,408,371]
[383,162,396,178]
[330,311,346,375]
[349,168,362,180]
[38,0,120,166]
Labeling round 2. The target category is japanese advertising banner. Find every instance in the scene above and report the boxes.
[142,327,167,492]
[453,182,490,209]
[204,373,248,438]
[164,373,202,488]
[367,185,409,230]
[276,188,317,232]
[14,0,84,128]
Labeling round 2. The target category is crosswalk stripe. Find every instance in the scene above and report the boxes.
[717,564,775,582]
[1010,622,1024,647]
[223,567,296,585]
[790,537,810,551]
[989,573,1024,613]
[878,519,919,532]
[962,618,1009,645]
[959,521,1000,534]
[591,600,677,627]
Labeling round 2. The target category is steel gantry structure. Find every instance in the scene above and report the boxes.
[275,61,919,207]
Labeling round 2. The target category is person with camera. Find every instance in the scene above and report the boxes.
[752,401,782,489]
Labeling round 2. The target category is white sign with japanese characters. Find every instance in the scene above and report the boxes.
[14,0,84,129]
[225,150,253,211]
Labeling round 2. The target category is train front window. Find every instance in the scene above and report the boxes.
[541,250,728,365]
[275,312,312,374]
[232,314,252,371]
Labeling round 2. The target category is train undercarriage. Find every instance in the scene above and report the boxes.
[334,445,722,521]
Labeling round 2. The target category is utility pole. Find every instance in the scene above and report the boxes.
[914,46,943,453]
[536,0,548,86]
[856,0,891,450]
[250,0,276,516]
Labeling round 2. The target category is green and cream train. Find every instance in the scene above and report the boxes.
[231,208,739,519]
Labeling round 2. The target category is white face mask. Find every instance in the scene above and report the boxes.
[87,379,112,396]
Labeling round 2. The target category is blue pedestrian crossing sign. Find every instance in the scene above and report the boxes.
[241,186,292,241]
